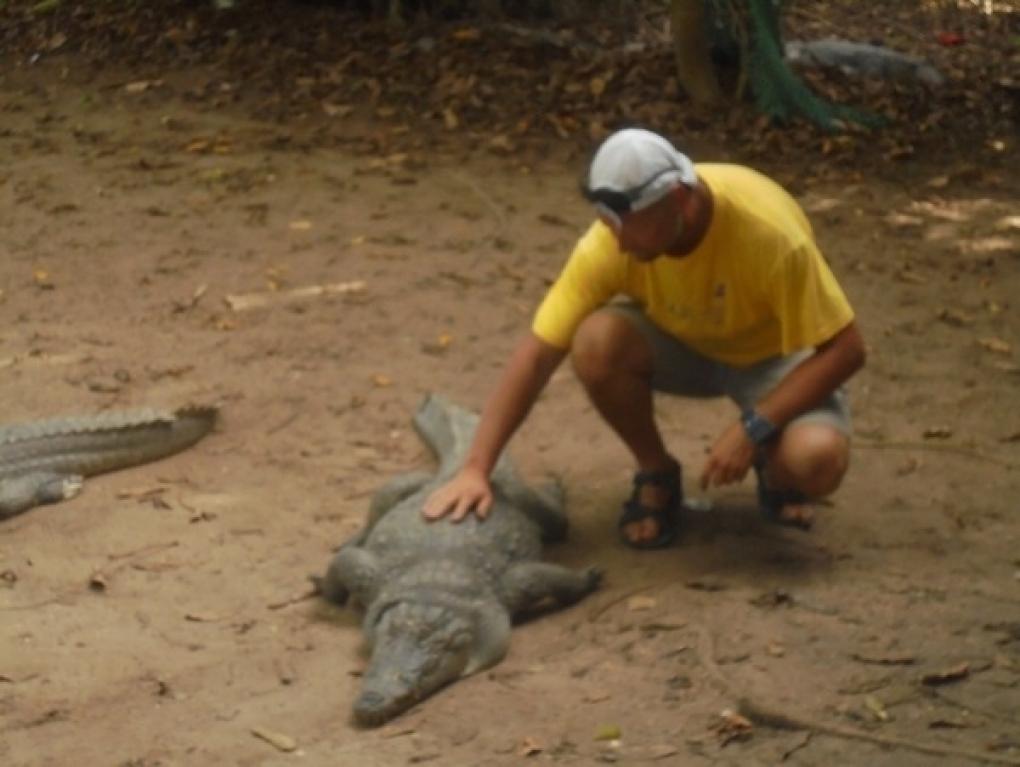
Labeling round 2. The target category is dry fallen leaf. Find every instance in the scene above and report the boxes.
[864,695,890,721]
[977,337,1012,355]
[422,333,453,356]
[627,595,657,611]
[488,134,514,153]
[996,215,1020,232]
[895,457,922,476]
[33,268,53,288]
[884,213,924,228]
[451,27,481,42]
[517,736,543,757]
[115,486,168,501]
[711,709,753,744]
[89,572,108,592]
[851,651,916,666]
[322,101,353,117]
[766,640,786,657]
[936,308,973,327]
[921,662,970,686]
[594,723,622,741]
[894,269,926,284]
[185,612,220,623]
[125,79,162,93]
[685,577,727,592]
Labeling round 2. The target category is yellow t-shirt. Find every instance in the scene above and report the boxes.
[532,163,855,367]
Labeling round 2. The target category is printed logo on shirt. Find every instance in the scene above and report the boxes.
[664,282,727,327]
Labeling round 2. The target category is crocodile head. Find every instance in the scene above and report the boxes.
[355,601,475,726]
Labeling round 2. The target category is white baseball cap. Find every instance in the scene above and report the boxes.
[583,128,697,225]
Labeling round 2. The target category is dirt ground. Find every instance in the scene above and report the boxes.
[1,5,1019,766]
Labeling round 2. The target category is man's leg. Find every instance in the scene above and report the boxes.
[570,310,676,545]
[763,422,850,526]
[724,350,853,527]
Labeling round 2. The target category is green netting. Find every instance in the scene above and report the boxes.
[707,0,884,131]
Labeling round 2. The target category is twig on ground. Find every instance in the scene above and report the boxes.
[267,588,319,611]
[694,623,1020,766]
[780,731,813,761]
[586,584,658,622]
[444,170,506,246]
[928,687,1020,727]
[0,596,70,612]
[107,541,180,561]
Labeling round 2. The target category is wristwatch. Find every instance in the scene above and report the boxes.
[741,409,778,446]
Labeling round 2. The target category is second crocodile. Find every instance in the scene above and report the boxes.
[0,405,217,520]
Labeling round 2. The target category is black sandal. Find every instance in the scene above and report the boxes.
[754,462,812,530]
[618,459,683,549]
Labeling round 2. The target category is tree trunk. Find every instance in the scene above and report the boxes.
[670,0,722,106]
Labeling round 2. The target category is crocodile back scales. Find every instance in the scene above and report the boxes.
[0,406,217,479]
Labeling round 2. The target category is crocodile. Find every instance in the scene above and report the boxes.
[0,405,217,520]
[319,393,602,726]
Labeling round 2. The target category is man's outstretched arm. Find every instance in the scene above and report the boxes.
[423,332,567,522]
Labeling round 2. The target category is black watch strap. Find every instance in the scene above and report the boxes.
[741,409,778,446]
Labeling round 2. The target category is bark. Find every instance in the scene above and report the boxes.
[670,0,723,105]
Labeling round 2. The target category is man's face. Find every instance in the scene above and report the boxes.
[599,189,684,261]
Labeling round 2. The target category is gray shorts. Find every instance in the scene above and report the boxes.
[608,304,851,435]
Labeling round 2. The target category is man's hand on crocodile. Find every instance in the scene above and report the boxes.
[422,466,493,522]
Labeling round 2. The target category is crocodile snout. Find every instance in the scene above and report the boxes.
[353,689,410,727]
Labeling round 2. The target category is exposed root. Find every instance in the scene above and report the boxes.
[855,439,1017,469]
[694,623,1020,766]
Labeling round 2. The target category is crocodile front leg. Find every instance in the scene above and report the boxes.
[498,562,603,615]
[321,546,382,607]
[0,472,85,519]
[365,471,433,530]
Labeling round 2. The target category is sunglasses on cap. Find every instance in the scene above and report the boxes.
[581,165,686,218]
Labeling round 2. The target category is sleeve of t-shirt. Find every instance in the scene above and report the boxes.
[531,222,626,349]
[769,242,855,353]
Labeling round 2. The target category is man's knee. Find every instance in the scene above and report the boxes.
[571,311,652,382]
[771,423,850,497]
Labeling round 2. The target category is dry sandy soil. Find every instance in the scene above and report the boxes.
[1,10,1019,766]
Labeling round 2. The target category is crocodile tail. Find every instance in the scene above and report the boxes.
[167,405,218,449]
[0,405,218,479]
[412,393,527,487]
[412,394,472,480]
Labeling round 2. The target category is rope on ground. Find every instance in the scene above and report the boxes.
[693,622,1020,766]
